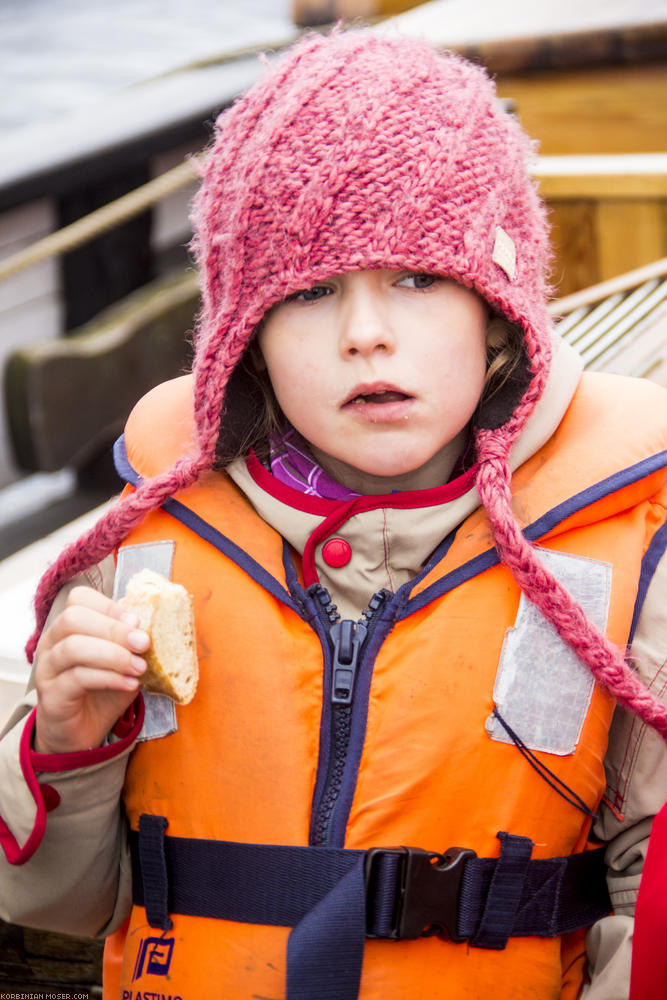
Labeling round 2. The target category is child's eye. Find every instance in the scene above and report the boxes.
[288,284,332,303]
[397,272,439,290]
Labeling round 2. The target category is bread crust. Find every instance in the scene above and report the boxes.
[119,569,198,705]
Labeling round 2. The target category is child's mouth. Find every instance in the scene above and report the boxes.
[342,385,415,422]
[349,389,410,405]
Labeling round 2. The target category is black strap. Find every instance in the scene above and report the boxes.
[458,842,611,941]
[137,814,172,931]
[286,854,366,1000]
[131,816,610,942]
[131,817,611,1000]
[468,831,533,949]
[132,817,360,925]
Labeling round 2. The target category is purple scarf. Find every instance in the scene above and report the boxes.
[268,428,360,501]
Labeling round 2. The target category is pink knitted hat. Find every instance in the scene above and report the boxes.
[29,29,667,737]
[189,29,552,457]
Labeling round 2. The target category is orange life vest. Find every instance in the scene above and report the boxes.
[104,372,667,1000]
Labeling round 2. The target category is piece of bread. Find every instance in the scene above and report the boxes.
[119,568,198,705]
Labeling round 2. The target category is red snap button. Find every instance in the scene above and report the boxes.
[322,537,352,568]
[40,784,61,812]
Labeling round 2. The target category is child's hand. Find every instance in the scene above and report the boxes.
[33,588,150,755]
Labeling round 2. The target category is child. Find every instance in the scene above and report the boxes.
[1,28,666,1000]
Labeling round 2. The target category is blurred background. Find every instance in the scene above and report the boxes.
[0,0,665,990]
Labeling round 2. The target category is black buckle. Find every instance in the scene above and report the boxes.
[365,846,476,942]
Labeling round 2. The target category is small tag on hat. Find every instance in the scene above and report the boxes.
[492,226,516,281]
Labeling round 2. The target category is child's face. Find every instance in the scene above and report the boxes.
[258,269,488,482]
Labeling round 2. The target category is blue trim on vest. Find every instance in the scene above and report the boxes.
[628,520,667,645]
[282,538,303,598]
[301,585,336,847]
[163,498,299,611]
[113,434,136,485]
[113,435,299,614]
[402,450,667,619]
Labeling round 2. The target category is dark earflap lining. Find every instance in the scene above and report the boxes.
[214,358,274,467]
[476,344,533,431]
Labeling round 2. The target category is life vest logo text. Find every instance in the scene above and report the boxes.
[122,992,183,1000]
[132,936,175,981]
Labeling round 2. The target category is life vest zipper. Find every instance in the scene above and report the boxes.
[309,584,391,848]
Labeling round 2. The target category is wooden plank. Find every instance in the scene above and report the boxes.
[549,257,667,315]
[533,156,667,295]
[595,307,667,386]
[4,271,198,473]
[534,154,667,198]
[540,176,667,198]
[0,920,103,992]
[383,0,667,45]
[495,63,667,156]
[447,22,667,76]
[548,201,600,296]
[563,281,665,360]
[548,197,666,296]
[553,273,667,389]
[381,0,667,74]
[596,200,667,281]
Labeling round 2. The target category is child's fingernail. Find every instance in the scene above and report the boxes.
[121,611,139,627]
[131,656,147,674]
[128,630,150,652]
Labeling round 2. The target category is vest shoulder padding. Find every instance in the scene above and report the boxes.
[125,374,196,478]
[500,371,667,536]
[557,371,667,468]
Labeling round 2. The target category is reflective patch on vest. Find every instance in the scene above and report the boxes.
[137,692,178,742]
[487,548,612,755]
[114,542,175,597]
[115,542,178,742]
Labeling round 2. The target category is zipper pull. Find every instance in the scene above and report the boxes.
[312,584,341,625]
[330,620,367,705]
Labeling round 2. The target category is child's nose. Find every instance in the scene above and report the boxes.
[338,292,396,358]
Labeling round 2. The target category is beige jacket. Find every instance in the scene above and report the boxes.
[0,339,666,999]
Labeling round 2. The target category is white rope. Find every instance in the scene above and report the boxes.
[0,156,203,284]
